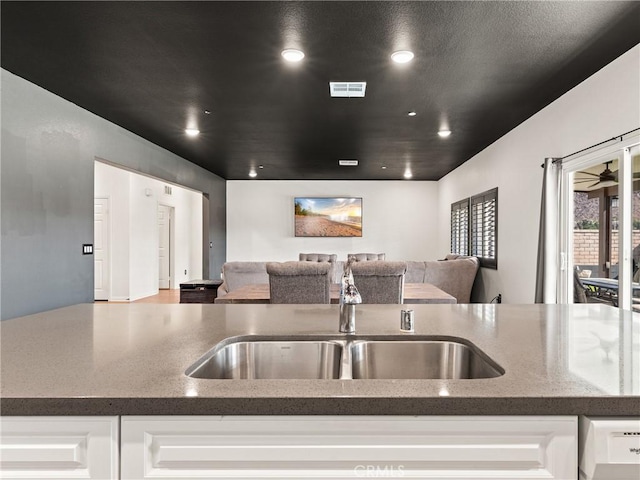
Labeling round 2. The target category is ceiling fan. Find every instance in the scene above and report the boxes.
[574,161,618,189]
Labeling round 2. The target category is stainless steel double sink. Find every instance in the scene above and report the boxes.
[185,335,504,380]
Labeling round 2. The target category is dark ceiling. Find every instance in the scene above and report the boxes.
[2,1,639,181]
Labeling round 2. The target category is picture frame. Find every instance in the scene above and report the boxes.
[294,197,363,237]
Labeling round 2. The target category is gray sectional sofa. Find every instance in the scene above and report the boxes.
[217,254,480,303]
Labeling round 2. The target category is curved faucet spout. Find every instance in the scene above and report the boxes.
[339,256,361,333]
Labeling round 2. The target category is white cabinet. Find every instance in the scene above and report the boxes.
[0,416,118,479]
[121,415,577,479]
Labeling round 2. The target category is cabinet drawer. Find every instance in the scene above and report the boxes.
[0,416,118,479]
[121,415,577,479]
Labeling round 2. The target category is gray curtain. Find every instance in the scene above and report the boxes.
[535,158,561,303]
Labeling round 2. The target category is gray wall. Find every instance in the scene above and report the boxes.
[1,69,226,320]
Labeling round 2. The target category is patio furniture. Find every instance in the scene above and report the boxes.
[580,277,640,307]
[573,268,589,303]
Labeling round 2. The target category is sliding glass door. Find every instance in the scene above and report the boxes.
[630,145,639,312]
[560,134,640,311]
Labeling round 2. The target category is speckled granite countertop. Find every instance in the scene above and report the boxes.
[1,303,638,416]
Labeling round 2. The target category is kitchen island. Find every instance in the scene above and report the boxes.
[1,303,638,416]
[1,303,638,479]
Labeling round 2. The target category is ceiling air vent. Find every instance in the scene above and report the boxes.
[329,82,367,98]
[339,159,358,166]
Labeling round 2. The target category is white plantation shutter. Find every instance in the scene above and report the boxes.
[451,199,469,255]
[471,188,498,268]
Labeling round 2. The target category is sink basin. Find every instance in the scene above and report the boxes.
[350,340,503,379]
[186,335,503,380]
[185,339,343,379]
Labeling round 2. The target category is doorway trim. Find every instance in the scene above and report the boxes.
[94,197,111,301]
[157,203,175,290]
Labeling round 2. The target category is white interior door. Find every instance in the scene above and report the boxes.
[158,205,171,289]
[94,198,110,300]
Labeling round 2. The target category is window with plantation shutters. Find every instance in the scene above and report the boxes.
[450,187,498,269]
[471,188,498,268]
[450,199,469,255]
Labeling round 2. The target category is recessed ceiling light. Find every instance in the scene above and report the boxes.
[404,170,413,179]
[381,166,387,169]
[407,111,417,117]
[258,165,264,169]
[438,129,452,138]
[391,50,414,63]
[281,49,305,62]
[185,128,200,137]
[249,170,257,178]
[204,110,211,115]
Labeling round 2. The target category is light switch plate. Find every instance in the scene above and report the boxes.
[83,244,93,255]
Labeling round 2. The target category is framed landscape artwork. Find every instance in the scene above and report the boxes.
[294,197,362,237]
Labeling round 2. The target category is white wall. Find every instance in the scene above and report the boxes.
[438,45,640,303]
[94,162,131,300]
[227,181,439,262]
[95,162,203,301]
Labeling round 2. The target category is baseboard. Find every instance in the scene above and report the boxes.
[129,290,159,302]
[109,296,130,302]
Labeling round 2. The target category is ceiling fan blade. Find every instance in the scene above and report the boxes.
[609,169,640,181]
[576,172,601,178]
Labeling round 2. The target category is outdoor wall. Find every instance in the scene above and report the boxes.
[1,69,226,320]
[226,181,439,264]
[437,45,640,303]
[574,230,640,266]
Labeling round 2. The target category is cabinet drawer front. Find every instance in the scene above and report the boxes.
[122,415,577,479]
[0,416,118,479]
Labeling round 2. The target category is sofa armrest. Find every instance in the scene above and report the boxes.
[216,281,229,298]
[222,262,269,292]
[424,257,479,303]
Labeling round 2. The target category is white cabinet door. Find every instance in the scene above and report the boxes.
[121,415,577,479]
[0,416,119,479]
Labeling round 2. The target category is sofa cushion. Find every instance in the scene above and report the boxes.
[348,253,386,261]
[299,253,337,263]
[424,257,479,303]
[405,261,427,283]
[221,262,268,292]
